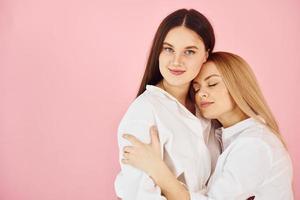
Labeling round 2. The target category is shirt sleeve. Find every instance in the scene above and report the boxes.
[114,120,167,200]
[189,138,273,200]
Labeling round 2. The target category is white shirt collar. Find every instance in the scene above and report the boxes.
[146,84,194,118]
[220,117,258,149]
[146,85,211,133]
[146,85,178,101]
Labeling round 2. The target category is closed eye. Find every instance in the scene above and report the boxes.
[208,83,218,87]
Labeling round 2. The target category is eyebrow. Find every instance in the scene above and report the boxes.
[204,74,221,81]
[163,42,199,50]
[192,74,220,84]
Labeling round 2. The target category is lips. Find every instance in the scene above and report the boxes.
[169,68,186,76]
[199,101,214,108]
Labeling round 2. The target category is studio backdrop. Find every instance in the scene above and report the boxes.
[0,0,299,199]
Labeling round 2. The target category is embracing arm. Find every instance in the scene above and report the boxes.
[122,127,190,200]
[203,138,273,199]
[115,121,168,200]
[151,162,190,200]
[123,128,273,200]
[163,138,272,200]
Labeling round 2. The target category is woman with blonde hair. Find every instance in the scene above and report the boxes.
[122,52,294,199]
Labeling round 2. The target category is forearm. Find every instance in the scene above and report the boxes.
[150,161,190,200]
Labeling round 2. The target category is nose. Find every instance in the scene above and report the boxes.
[172,53,183,67]
[198,90,208,99]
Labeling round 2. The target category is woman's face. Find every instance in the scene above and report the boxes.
[159,26,208,87]
[192,61,236,119]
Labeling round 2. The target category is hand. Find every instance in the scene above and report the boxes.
[121,126,164,177]
[122,127,190,200]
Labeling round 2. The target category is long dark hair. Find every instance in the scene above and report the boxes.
[137,9,215,97]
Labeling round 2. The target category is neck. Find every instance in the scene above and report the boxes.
[157,80,190,107]
[217,106,248,128]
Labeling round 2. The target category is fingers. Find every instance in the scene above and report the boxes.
[150,126,160,146]
[123,151,130,159]
[122,134,142,146]
[123,146,134,153]
[121,133,145,165]
[121,158,129,164]
[123,146,134,158]
[149,126,161,157]
[122,146,132,165]
[122,145,137,164]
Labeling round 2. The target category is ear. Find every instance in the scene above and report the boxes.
[204,50,209,62]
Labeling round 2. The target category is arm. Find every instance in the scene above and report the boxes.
[188,138,273,200]
[203,138,272,199]
[115,121,167,200]
[124,130,273,200]
[152,162,190,200]
[123,127,190,200]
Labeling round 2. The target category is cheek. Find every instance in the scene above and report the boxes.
[195,93,201,106]
[187,56,205,71]
[219,90,235,110]
[159,54,167,69]
[158,53,164,64]
[159,53,172,68]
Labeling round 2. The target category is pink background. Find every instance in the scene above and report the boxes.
[1,0,299,199]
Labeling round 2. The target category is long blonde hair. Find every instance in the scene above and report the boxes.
[208,52,286,147]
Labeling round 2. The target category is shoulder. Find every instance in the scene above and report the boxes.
[230,137,272,158]
[117,91,161,142]
[119,90,158,126]
[127,91,154,112]
[224,136,273,181]
[232,124,272,156]
[227,123,285,166]
[238,122,284,150]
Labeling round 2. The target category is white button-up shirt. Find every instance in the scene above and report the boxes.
[115,85,218,200]
[190,118,294,200]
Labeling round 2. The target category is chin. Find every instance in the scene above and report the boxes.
[165,79,190,87]
[201,112,211,119]
[201,112,216,120]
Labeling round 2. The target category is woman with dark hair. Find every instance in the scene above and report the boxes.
[114,9,219,199]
